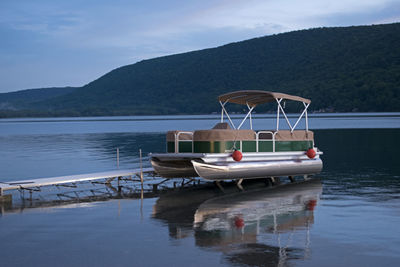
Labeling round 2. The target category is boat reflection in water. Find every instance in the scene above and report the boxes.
[153,179,322,266]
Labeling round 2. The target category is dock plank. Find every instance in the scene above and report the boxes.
[0,168,154,192]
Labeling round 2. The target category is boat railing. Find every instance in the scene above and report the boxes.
[256,131,277,152]
[173,130,277,153]
[175,131,194,153]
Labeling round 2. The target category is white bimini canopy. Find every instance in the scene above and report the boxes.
[218,90,311,107]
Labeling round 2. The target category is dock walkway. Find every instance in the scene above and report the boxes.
[0,168,154,196]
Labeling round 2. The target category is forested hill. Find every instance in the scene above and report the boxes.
[1,22,399,117]
[0,87,77,113]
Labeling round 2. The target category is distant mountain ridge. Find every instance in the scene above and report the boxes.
[0,87,77,113]
[0,22,399,117]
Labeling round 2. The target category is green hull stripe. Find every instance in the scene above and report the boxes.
[167,142,175,153]
[194,141,240,153]
[167,141,192,153]
[258,141,273,152]
[275,140,313,152]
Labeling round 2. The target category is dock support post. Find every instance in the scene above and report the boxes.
[0,195,12,204]
[139,150,144,217]
[215,181,225,192]
[152,184,158,192]
[0,187,12,204]
[139,149,144,189]
[116,148,119,169]
[270,177,281,186]
[236,179,244,191]
[117,176,122,193]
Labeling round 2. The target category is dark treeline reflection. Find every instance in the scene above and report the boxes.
[315,129,399,173]
[314,129,400,200]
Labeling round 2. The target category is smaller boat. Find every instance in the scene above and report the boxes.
[150,90,323,182]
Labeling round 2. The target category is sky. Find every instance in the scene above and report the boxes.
[0,0,399,93]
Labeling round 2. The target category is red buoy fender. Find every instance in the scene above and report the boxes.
[306,148,316,159]
[234,216,245,228]
[306,199,317,211]
[232,150,242,161]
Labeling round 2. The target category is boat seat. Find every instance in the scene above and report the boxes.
[257,131,275,140]
[258,130,313,141]
[275,130,314,140]
[258,130,314,141]
[166,131,193,141]
[212,122,231,129]
[194,129,255,141]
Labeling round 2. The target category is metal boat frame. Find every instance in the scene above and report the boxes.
[219,93,310,133]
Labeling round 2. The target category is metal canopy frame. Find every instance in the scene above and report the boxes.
[275,98,310,132]
[219,97,310,132]
[220,100,255,130]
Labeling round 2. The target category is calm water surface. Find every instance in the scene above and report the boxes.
[0,114,399,266]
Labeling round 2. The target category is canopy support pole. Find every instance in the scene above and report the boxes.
[276,98,281,131]
[220,101,224,123]
[246,103,253,130]
[220,101,236,129]
[276,98,294,132]
[291,102,310,133]
[304,102,309,132]
[237,105,255,130]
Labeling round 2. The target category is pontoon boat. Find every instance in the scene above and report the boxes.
[150,90,323,183]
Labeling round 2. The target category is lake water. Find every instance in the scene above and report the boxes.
[0,113,399,266]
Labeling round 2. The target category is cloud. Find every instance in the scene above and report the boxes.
[2,0,397,49]
[0,0,399,92]
[151,0,397,35]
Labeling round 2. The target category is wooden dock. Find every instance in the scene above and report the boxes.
[0,167,206,213]
[0,168,153,192]
[0,168,154,202]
